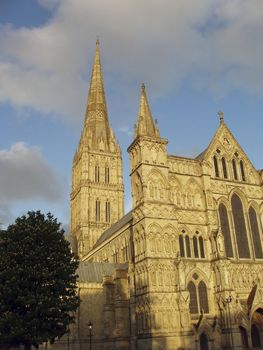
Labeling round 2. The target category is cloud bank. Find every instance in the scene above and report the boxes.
[0,142,65,224]
[0,0,263,123]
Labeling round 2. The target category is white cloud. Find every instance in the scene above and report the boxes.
[118,126,133,136]
[0,142,65,224]
[0,0,263,122]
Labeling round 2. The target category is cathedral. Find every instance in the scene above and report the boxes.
[64,41,263,350]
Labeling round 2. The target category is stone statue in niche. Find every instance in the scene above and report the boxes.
[216,231,225,257]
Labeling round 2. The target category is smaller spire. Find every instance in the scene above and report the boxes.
[135,84,159,138]
[217,110,224,123]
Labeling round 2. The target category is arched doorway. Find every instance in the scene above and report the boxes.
[251,324,261,348]
[251,308,263,349]
[239,326,249,349]
[199,332,209,350]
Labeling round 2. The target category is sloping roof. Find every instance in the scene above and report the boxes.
[77,261,128,283]
[94,210,133,248]
[195,148,207,161]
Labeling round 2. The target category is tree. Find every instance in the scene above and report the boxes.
[0,211,80,350]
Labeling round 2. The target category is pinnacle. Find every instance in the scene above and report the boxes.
[135,84,159,138]
[83,40,115,151]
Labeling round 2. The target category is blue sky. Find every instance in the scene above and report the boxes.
[0,0,263,229]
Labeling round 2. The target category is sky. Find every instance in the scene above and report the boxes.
[0,0,263,230]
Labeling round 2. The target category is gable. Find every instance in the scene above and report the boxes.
[198,121,260,183]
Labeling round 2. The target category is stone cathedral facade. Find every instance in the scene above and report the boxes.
[65,42,263,350]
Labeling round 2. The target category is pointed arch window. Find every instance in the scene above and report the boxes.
[187,281,198,314]
[95,200,100,222]
[105,201,111,223]
[231,194,250,258]
[198,281,209,313]
[105,166,110,184]
[249,207,263,259]
[95,165,100,182]
[185,235,191,257]
[240,160,246,181]
[193,236,199,258]
[188,279,209,314]
[213,156,219,177]
[199,237,205,258]
[232,159,238,180]
[222,157,228,178]
[179,234,185,257]
[219,204,233,257]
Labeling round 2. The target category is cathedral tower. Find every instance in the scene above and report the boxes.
[70,41,124,258]
[128,84,169,207]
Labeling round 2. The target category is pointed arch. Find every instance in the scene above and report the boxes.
[186,268,209,284]
[218,203,234,258]
[179,234,185,257]
[147,168,167,201]
[249,206,263,259]
[199,236,205,258]
[185,178,204,209]
[148,222,162,235]
[231,193,250,258]
[187,281,198,314]
[163,223,176,235]
[185,235,191,257]
[193,236,199,258]
[232,158,238,180]
[221,157,228,178]
[169,175,182,205]
[240,160,246,181]
[213,156,219,177]
[198,281,209,314]
[133,171,143,203]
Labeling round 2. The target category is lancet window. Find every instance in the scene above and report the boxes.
[187,275,209,314]
[222,157,228,178]
[231,194,250,258]
[185,235,191,257]
[193,236,199,258]
[218,204,234,257]
[240,160,246,181]
[188,281,198,314]
[95,199,100,222]
[199,237,205,258]
[95,165,100,182]
[179,232,206,259]
[179,234,185,257]
[105,166,110,184]
[249,207,263,259]
[213,156,219,177]
[232,159,238,180]
[105,201,111,223]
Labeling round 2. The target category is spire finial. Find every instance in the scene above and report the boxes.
[217,111,224,123]
[96,36,100,46]
[135,84,159,138]
[83,39,115,151]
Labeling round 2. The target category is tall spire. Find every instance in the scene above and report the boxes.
[135,84,159,138]
[84,40,114,151]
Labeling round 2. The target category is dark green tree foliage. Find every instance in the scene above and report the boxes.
[0,211,80,349]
